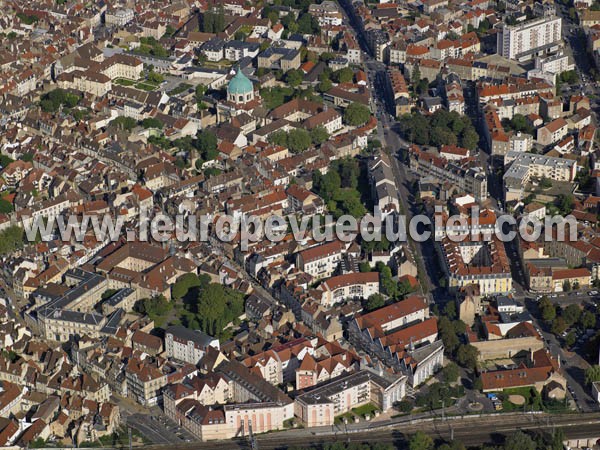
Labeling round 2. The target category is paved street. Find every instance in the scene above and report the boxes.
[127,413,196,445]
[523,298,597,413]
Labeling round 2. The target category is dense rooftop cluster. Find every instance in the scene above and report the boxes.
[0,0,598,448]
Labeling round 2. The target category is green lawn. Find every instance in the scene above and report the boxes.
[114,78,136,86]
[202,59,234,69]
[334,412,355,424]
[352,403,378,418]
[115,77,159,91]
[494,386,568,413]
[135,81,158,91]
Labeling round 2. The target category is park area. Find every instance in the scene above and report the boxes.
[494,387,569,413]
[114,77,159,91]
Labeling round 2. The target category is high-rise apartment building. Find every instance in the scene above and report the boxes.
[497,17,562,61]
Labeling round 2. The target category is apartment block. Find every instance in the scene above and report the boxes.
[497,16,562,61]
[165,326,220,365]
[294,370,406,427]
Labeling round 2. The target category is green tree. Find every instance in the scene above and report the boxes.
[141,117,164,129]
[562,304,580,325]
[580,311,596,329]
[430,126,457,146]
[399,113,429,145]
[336,158,360,188]
[411,65,421,86]
[409,431,434,450]
[0,198,13,213]
[460,127,479,150]
[333,67,354,83]
[110,116,137,131]
[456,344,478,370]
[551,317,567,335]
[310,126,329,145]
[359,263,371,273]
[318,77,333,93]
[195,84,207,102]
[214,6,225,33]
[438,316,460,354]
[510,113,528,131]
[172,273,203,299]
[396,399,413,413]
[416,77,429,95]
[540,176,552,189]
[585,365,600,385]
[560,70,578,84]
[343,102,371,126]
[556,194,574,214]
[563,280,572,292]
[29,438,48,449]
[40,88,80,113]
[194,283,245,337]
[268,130,288,147]
[442,362,460,383]
[443,301,457,321]
[195,129,218,161]
[297,12,320,34]
[260,86,295,109]
[365,293,385,311]
[504,431,536,450]
[147,71,164,84]
[164,24,176,37]
[286,129,312,153]
[478,18,491,33]
[134,295,172,326]
[539,296,556,322]
[551,428,565,450]
[202,11,214,33]
[285,69,304,88]
[313,169,340,202]
[565,331,577,347]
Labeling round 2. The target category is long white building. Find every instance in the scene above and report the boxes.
[165,326,220,365]
[497,16,562,61]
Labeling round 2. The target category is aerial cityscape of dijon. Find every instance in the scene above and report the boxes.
[1,0,600,449]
